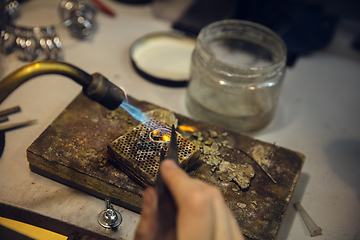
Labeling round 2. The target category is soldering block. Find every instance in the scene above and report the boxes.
[108,119,200,187]
[27,92,305,240]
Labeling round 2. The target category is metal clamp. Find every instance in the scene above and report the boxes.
[98,199,122,229]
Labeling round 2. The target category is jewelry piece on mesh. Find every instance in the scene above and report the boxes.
[0,0,96,61]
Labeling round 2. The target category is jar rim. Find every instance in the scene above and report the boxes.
[196,19,287,76]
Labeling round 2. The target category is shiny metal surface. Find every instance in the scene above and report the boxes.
[98,199,122,229]
[0,0,96,61]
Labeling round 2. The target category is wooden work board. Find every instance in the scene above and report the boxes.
[27,93,305,240]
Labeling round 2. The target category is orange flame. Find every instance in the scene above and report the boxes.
[178,125,198,132]
[151,129,171,142]
[162,134,171,141]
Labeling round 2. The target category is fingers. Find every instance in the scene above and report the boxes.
[160,160,214,240]
[160,159,244,240]
[134,187,158,240]
[159,160,199,203]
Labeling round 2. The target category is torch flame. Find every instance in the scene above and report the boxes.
[120,101,151,125]
[162,134,171,141]
[178,125,198,132]
[151,128,171,142]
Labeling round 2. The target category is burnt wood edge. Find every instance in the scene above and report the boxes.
[27,150,142,214]
[0,201,114,240]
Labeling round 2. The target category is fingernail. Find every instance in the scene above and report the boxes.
[161,160,178,169]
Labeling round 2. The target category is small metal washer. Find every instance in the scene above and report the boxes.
[98,208,122,229]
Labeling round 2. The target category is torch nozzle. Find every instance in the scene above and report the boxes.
[83,73,125,110]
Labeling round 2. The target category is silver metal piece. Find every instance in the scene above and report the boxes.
[98,199,122,229]
[0,119,37,132]
[294,202,322,237]
[0,29,16,54]
[59,0,96,39]
[0,0,96,61]
[149,128,171,142]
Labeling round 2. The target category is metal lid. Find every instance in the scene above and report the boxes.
[130,32,196,87]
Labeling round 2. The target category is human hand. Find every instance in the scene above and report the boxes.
[134,159,245,240]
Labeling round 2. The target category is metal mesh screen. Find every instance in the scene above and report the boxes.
[108,118,199,187]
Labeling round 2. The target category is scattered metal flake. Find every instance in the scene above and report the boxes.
[209,130,218,138]
[221,140,234,149]
[204,138,213,145]
[217,161,255,190]
[222,140,229,147]
[203,145,211,155]
[211,142,219,152]
[237,203,247,209]
[192,131,202,138]
[206,155,222,166]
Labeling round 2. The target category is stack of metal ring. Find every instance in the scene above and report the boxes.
[0,0,96,61]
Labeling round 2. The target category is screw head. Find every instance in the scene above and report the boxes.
[98,209,122,229]
[105,209,118,224]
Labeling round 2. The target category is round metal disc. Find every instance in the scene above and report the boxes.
[130,32,196,87]
[98,209,122,229]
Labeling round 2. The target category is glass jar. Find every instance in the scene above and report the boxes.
[186,20,287,133]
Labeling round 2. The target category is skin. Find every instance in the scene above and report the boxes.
[134,160,245,240]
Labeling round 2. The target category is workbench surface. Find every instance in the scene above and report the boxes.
[0,1,359,240]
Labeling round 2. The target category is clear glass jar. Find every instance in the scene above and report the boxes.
[186,20,287,133]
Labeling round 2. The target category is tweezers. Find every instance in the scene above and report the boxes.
[155,124,178,239]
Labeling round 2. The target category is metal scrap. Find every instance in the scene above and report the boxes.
[209,130,218,138]
[217,161,255,190]
[190,129,256,190]
[204,138,213,145]
[237,203,247,209]
[211,142,219,152]
[203,145,211,155]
